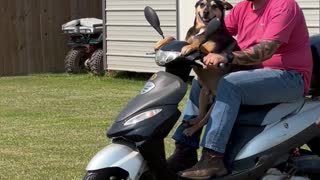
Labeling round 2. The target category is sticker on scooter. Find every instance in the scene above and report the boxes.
[141,82,156,94]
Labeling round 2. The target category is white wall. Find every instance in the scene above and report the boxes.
[178,0,198,40]
[105,0,177,72]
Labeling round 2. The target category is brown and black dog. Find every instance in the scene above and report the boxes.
[155,0,239,137]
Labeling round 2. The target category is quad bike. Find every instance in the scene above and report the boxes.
[83,7,320,180]
[62,18,105,76]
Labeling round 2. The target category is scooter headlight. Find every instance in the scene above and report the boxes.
[124,109,162,126]
[155,50,181,66]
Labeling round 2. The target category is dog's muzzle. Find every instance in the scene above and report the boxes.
[199,12,215,24]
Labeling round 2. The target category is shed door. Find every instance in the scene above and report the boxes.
[105,0,177,72]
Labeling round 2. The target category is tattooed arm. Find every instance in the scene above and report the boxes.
[232,40,282,65]
[203,40,282,69]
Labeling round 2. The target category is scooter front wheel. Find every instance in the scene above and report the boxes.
[139,170,156,180]
[83,168,129,180]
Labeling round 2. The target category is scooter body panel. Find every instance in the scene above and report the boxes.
[114,71,187,123]
[235,101,320,160]
[107,71,186,142]
[86,143,146,180]
[107,104,181,142]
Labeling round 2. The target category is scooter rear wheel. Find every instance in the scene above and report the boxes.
[307,136,320,156]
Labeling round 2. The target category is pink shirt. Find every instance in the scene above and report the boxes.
[225,0,313,93]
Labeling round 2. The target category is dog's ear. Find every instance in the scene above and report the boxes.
[220,0,233,10]
[195,0,202,8]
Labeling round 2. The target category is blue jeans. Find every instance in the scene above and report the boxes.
[173,69,304,153]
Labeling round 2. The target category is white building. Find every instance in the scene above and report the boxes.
[103,0,320,72]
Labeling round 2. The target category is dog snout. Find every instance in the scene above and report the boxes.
[203,8,209,18]
[204,6,209,12]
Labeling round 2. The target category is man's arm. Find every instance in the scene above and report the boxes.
[203,40,282,68]
[232,40,282,65]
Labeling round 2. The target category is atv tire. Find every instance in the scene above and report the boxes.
[89,49,105,76]
[65,47,87,74]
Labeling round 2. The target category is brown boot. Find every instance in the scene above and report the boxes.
[166,142,198,173]
[179,148,227,179]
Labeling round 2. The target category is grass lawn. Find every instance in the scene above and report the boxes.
[0,73,188,180]
[0,73,312,180]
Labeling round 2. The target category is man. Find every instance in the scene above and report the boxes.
[168,0,313,179]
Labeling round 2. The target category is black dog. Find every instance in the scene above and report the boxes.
[182,0,240,137]
[154,0,240,136]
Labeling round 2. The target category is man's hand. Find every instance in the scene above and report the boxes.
[203,53,228,69]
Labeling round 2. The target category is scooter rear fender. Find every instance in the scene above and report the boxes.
[86,142,146,179]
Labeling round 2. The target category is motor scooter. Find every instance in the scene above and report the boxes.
[83,6,320,180]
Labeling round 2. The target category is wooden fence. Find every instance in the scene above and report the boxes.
[0,0,102,76]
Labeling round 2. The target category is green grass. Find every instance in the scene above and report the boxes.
[1,73,313,180]
[0,73,188,180]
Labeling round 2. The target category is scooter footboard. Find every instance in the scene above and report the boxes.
[86,142,146,179]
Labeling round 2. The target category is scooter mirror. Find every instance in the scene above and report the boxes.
[144,6,165,39]
[202,18,221,44]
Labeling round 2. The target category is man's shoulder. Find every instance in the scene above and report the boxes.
[233,0,249,8]
[230,1,250,14]
[267,0,302,18]
[269,0,297,9]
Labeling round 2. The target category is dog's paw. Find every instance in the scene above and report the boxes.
[183,127,198,137]
[181,45,197,56]
[189,116,203,125]
[154,36,175,51]
[183,117,201,127]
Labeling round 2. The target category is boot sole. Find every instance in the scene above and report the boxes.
[179,170,227,180]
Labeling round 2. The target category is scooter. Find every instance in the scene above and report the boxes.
[83,6,320,180]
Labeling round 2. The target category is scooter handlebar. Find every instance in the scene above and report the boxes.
[194,58,228,69]
[218,63,228,68]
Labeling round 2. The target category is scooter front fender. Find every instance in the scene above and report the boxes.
[86,142,146,179]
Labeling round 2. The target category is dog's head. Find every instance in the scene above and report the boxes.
[195,0,233,26]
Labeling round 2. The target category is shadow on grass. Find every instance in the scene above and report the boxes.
[108,71,194,84]
[108,71,153,81]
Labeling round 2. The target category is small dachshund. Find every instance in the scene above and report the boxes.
[155,0,239,137]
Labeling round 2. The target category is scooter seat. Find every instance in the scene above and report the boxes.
[237,98,305,126]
